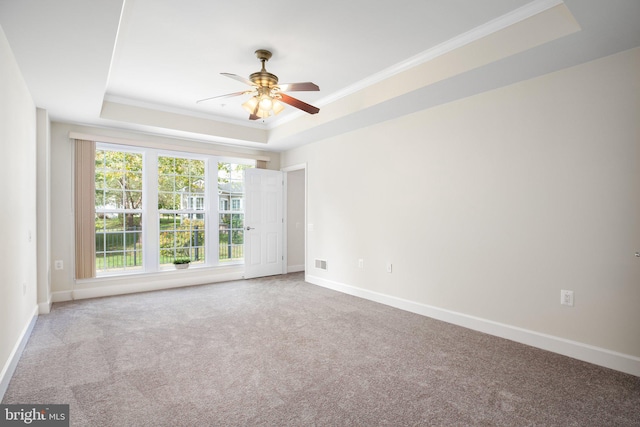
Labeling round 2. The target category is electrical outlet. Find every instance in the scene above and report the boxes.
[386,263,392,273]
[561,290,574,306]
[358,259,364,269]
[54,260,63,270]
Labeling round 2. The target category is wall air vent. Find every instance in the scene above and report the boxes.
[315,259,327,270]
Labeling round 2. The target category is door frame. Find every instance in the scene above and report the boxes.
[282,163,307,275]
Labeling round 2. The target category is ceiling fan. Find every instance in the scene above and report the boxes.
[197,49,320,120]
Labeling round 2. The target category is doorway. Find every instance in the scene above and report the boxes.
[285,166,306,273]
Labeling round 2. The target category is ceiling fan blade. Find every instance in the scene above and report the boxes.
[249,101,260,120]
[221,72,256,87]
[196,91,251,104]
[278,82,320,92]
[279,93,320,115]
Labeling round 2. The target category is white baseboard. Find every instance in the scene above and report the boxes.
[51,290,73,303]
[38,297,52,314]
[286,264,305,273]
[0,306,38,401]
[306,274,640,377]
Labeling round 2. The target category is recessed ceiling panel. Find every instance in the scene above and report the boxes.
[105,0,532,122]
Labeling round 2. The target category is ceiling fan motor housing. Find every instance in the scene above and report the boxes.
[250,70,278,88]
[250,50,279,88]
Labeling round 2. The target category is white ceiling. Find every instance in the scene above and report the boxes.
[0,0,639,151]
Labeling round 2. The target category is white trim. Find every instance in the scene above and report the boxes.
[73,271,243,300]
[70,131,271,162]
[281,163,307,275]
[51,291,74,303]
[283,173,288,274]
[0,306,38,401]
[281,163,308,173]
[38,297,52,314]
[103,95,269,130]
[306,274,640,377]
[52,269,244,302]
[287,264,305,273]
[272,0,564,127]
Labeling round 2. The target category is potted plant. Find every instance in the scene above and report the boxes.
[173,257,191,270]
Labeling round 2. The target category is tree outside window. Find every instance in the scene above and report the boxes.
[95,149,143,273]
[158,156,206,266]
[93,143,255,275]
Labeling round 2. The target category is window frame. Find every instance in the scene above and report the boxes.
[94,145,145,275]
[217,160,252,264]
[157,152,208,269]
[93,143,255,277]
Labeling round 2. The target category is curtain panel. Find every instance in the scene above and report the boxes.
[74,139,96,280]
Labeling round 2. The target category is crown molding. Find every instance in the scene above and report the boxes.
[270,0,565,129]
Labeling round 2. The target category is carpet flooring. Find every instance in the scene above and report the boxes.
[3,272,640,426]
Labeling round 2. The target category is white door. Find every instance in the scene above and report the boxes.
[244,168,284,279]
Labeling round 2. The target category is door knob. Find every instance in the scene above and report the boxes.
[246,226,255,231]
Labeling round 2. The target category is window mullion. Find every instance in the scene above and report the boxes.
[144,151,159,271]
[208,157,219,265]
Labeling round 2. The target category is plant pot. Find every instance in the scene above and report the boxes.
[174,263,190,270]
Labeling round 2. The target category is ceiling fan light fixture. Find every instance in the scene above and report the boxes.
[241,96,259,114]
[258,94,273,111]
[272,100,285,115]
[256,109,271,119]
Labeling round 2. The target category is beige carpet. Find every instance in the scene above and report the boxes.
[3,272,640,426]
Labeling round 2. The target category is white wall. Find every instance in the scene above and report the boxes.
[287,168,305,272]
[0,26,38,398]
[49,122,280,301]
[36,108,51,313]
[281,47,640,373]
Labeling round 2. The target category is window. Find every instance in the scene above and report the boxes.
[89,143,255,276]
[158,156,206,266]
[94,149,143,273]
[218,162,251,262]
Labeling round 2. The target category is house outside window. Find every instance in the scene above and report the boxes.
[218,162,252,262]
[92,143,254,276]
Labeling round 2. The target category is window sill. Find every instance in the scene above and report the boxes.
[77,263,244,286]
[69,263,246,301]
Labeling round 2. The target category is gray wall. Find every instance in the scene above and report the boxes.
[281,48,640,369]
